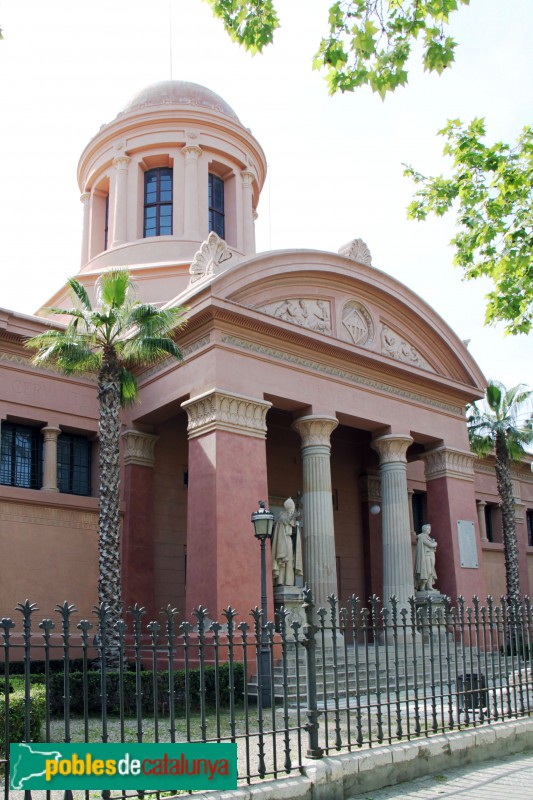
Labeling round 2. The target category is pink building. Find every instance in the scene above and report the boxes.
[1,81,532,623]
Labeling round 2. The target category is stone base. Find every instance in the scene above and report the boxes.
[273,585,306,635]
[415,591,448,643]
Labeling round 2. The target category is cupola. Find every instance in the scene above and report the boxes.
[76,81,267,274]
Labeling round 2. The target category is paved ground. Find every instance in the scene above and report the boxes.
[349,750,533,799]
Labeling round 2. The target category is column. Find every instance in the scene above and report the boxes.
[80,192,91,266]
[241,170,255,254]
[371,434,414,609]
[41,426,61,492]
[121,429,159,619]
[476,500,488,542]
[292,415,338,612]
[182,390,272,620]
[408,488,416,541]
[182,145,202,239]
[111,155,131,247]
[421,446,487,601]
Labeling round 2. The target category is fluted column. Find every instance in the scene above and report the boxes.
[371,434,414,608]
[41,426,61,492]
[111,155,131,247]
[241,170,255,255]
[476,499,488,542]
[80,191,91,266]
[292,415,338,611]
[182,145,202,239]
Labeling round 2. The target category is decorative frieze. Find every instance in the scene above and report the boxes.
[341,300,374,346]
[122,429,159,467]
[338,238,373,266]
[256,298,331,334]
[0,500,98,531]
[182,390,271,439]
[422,447,476,482]
[189,232,233,283]
[381,325,433,372]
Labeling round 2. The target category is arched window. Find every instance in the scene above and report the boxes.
[144,167,173,237]
[208,173,225,238]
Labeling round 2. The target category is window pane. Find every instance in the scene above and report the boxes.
[144,167,173,237]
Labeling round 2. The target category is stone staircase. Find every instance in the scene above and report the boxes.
[247,640,497,705]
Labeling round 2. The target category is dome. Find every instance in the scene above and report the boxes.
[120,80,240,121]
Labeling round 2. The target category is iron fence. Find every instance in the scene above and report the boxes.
[1,590,533,799]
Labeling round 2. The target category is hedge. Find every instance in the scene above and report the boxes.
[0,684,46,753]
[2,663,245,717]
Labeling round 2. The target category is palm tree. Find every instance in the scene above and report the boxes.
[27,270,187,652]
[467,381,533,606]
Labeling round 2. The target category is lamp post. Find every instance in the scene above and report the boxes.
[251,500,275,708]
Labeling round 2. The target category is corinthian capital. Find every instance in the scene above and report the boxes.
[181,144,202,160]
[112,155,131,171]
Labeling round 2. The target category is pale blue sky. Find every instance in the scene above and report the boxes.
[0,0,531,388]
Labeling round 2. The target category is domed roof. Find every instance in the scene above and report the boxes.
[121,80,240,121]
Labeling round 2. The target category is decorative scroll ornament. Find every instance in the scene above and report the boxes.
[338,238,372,266]
[341,301,374,346]
[256,298,331,334]
[381,325,433,372]
[189,232,232,283]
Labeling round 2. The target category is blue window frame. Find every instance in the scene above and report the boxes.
[208,173,225,238]
[144,167,173,237]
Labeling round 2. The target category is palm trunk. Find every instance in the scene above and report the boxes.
[97,348,122,666]
[494,430,521,606]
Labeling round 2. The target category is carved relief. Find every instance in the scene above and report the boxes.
[338,238,372,266]
[381,325,433,372]
[189,232,233,283]
[0,501,98,531]
[341,301,374,347]
[182,390,272,439]
[256,299,331,334]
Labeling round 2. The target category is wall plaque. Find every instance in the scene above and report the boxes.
[457,520,478,568]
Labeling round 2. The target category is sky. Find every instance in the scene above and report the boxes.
[0,0,531,389]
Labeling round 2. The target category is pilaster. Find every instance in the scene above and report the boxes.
[241,169,255,255]
[111,155,131,247]
[80,192,91,267]
[182,144,202,239]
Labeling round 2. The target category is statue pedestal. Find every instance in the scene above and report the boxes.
[415,591,448,644]
[273,585,306,637]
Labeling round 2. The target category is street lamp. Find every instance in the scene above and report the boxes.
[251,500,275,708]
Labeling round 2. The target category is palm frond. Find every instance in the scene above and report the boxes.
[67,278,93,312]
[98,269,133,309]
[119,367,138,408]
[121,336,184,366]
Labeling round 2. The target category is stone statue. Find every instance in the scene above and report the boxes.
[414,524,438,591]
[272,497,303,586]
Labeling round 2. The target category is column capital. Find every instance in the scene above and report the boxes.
[112,155,131,171]
[80,192,91,205]
[122,429,159,467]
[41,426,61,441]
[292,415,338,448]
[359,471,381,503]
[371,434,413,464]
[421,446,475,482]
[182,389,271,439]
[181,144,202,160]
[241,169,255,186]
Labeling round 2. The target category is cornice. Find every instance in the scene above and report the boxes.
[220,334,463,416]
